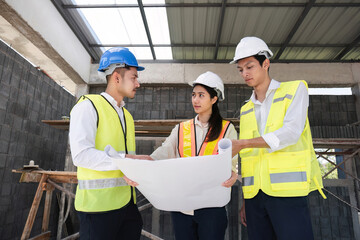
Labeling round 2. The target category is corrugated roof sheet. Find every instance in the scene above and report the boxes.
[56,0,360,62]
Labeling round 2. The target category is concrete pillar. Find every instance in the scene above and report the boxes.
[75,83,89,100]
[351,63,360,122]
[64,83,89,172]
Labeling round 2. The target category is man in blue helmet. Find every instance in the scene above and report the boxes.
[69,47,151,239]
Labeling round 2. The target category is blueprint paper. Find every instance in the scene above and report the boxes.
[110,138,232,211]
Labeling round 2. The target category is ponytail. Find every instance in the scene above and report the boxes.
[206,102,223,142]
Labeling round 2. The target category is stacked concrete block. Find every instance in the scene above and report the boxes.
[0,40,75,239]
[309,187,355,240]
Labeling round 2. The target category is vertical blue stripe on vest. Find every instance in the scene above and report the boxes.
[270,172,307,184]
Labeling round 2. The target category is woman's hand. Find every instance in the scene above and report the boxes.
[123,175,139,187]
[240,199,247,227]
[222,171,238,188]
[126,154,153,160]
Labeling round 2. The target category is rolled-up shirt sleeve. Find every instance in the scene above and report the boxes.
[150,125,179,160]
[69,100,120,171]
[262,82,309,152]
[224,123,239,173]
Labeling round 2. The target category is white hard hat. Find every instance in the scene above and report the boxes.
[190,71,225,101]
[230,36,273,64]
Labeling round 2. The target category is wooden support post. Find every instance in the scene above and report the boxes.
[62,232,80,240]
[21,174,48,240]
[42,184,54,233]
[28,231,51,240]
[57,190,66,240]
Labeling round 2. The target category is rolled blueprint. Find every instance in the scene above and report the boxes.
[110,138,232,211]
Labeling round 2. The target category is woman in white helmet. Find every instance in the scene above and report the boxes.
[149,71,239,240]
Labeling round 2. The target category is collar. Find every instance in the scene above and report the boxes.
[194,115,209,128]
[249,79,280,104]
[101,92,125,109]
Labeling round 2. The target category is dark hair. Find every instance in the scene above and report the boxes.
[106,66,131,83]
[193,83,223,142]
[254,55,270,72]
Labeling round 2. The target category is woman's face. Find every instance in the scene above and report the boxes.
[192,85,217,116]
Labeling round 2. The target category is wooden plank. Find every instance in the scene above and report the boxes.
[41,120,69,130]
[21,174,48,240]
[62,232,80,240]
[141,229,164,240]
[13,170,77,176]
[19,172,42,183]
[13,170,77,184]
[28,231,51,240]
[313,138,360,148]
[42,186,53,233]
[48,175,78,184]
[34,171,77,176]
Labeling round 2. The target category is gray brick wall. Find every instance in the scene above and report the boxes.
[0,40,75,239]
[90,85,358,126]
[310,187,356,240]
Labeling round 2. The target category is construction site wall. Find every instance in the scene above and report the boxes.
[0,40,75,239]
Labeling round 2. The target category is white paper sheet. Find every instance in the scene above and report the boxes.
[110,138,232,212]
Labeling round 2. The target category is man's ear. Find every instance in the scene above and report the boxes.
[112,71,120,83]
[263,58,270,70]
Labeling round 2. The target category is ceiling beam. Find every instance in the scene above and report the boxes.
[137,59,359,64]
[214,0,227,60]
[137,0,156,60]
[334,33,360,60]
[274,0,315,60]
[62,3,360,8]
[89,43,357,48]
[51,0,99,61]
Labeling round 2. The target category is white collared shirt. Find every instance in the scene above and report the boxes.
[69,92,126,171]
[250,79,309,152]
[151,115,238,173]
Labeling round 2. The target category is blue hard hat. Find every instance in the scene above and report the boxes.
[98,47,145,72]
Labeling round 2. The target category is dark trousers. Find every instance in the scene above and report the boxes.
[77,201,143,240]
[171,207,228,240]
[245,190,314,240]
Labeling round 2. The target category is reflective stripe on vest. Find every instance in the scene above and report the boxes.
[240,108,254,116]
[178,119,230,157]
[243,172,307,186]
[273,94,293,103]
[78,177,128,190]
[72,94,137,212]
[239,80,325,199]
[243,176,254,186]
[270,172,307,184]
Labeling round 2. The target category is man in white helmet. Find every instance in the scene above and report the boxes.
[230,37,325,240]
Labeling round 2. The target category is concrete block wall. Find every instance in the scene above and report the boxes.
[0,40,75,239]
[309,95,357,127]
[91,84,253,120]
[310,187,356,240]
[90,85,358,126]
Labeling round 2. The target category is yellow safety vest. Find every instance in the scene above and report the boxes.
[239,80,326,199]
[72,94,136,212]
[178,119,230,157]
